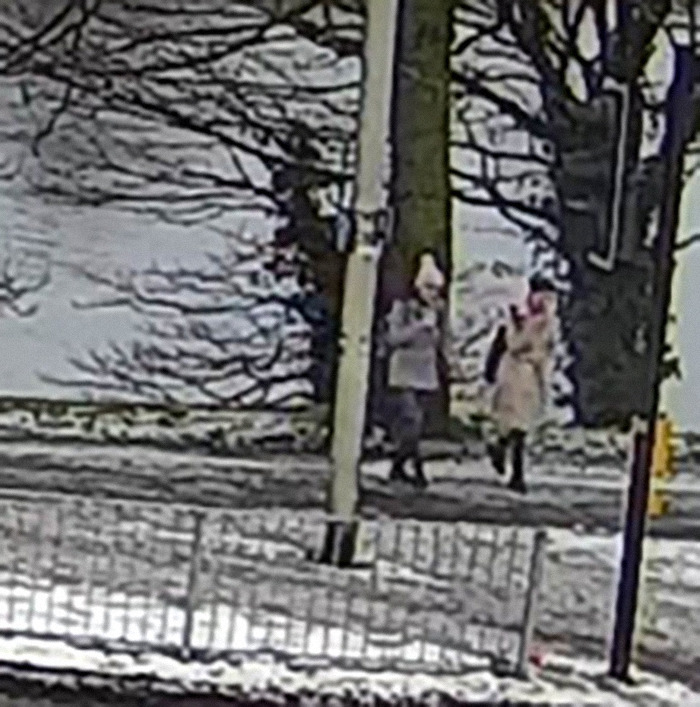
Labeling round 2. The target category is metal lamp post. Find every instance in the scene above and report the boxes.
[318,0,400,566]
[608,44,693,682]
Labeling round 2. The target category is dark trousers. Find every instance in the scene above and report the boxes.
[490,429,527,484]
[389,388,431,473]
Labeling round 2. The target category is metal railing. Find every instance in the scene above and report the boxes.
[0,490,547,676]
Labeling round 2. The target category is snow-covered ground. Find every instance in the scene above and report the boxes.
[0,495,536,672]
[539,527,700,685]
[0,490,695,700]
[0,636,695,705]
[0,435,698,535]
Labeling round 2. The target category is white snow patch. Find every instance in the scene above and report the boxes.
[0,636,695,705]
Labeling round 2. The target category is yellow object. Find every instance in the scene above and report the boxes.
[648,416,676,519]
[647,492,670,519]
[651,416,675,479]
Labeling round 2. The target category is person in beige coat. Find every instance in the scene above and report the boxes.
[487,275,557,493]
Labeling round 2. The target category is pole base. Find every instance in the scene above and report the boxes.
[316,520,358,568]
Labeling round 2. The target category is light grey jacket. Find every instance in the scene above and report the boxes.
[385,298,444,391]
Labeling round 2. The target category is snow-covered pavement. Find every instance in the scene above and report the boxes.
[1,439,699,536]
[0,635,695,705]
[0,489,695,697]
[0,440,699,694]
[363,457,700,539]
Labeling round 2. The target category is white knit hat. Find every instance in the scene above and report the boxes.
[413,252,446,290]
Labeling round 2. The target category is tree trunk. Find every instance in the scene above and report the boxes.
[549,88,652,426]
[383,0,453,437]
[549,64,694,427]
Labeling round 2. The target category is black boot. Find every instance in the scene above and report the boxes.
[316,521,358,567]
[487,438,507,476]
[389,458,410,483]
[508,476,527,494]
[412,458,428,489]
[507,431,527,494]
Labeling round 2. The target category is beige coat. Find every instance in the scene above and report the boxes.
[491,312,555,435]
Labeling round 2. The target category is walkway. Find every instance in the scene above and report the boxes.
[0,439,696,537]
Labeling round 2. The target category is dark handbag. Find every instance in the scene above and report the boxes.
[484,324,507,384]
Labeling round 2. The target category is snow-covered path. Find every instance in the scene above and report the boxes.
[0,438,698,537]
[0,636,696,706]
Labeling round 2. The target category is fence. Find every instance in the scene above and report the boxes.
[0,490,547,676]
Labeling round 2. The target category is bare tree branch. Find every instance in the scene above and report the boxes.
[0,0,361,224]
[675,232,700,250]
[46,230,323,408]
[0,250,51,318]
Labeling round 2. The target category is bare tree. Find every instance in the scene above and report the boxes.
[3,0,699,424]
[0,248,50,317]
[450,0,699,425]
[0,0,362,408]
[40,230,328,407]
[0,1,362,218]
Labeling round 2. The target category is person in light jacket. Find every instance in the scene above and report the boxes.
[487,275,557,493]
[384,252,448,488]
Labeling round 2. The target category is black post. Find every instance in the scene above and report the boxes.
[608,46,693,681]
[317,519,359,567]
